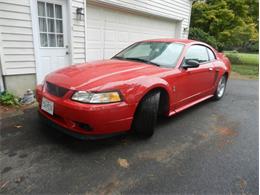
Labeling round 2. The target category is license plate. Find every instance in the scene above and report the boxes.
[41,97,54,115]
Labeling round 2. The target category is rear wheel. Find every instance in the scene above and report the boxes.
[132,91,160,138]
[213,75,227,100]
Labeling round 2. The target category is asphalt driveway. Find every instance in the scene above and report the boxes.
[0,79,258,194]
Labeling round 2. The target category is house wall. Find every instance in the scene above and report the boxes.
[0,0,37,95]
[90,0,193,38]
[71,0,86,64]
[0,31,5,92]
[0,0,36,76]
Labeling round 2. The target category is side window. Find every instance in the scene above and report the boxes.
[185,45,209,63]
[207,48,216,61]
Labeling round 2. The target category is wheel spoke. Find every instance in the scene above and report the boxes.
[217,77,226,97]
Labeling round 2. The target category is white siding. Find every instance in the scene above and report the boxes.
[89,0,192,38]
[71,0,86,64]
[0,0,36,75]
[0,32,4,91]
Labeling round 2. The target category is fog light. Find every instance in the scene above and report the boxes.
[76,122,93,131]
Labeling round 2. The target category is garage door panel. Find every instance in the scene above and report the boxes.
[86,4,177,60]
[118,31,129,42]
[87,20,104,28]
[105,42,129,49]
[104,49,118,59]
[128,32,143,42]
[87,5,102,19]
[87,29,102,41]
[104,30,117,41]
[104,10,118,22]
[118,13,130,24]
[87,49,103,61]
[87,42,104,49]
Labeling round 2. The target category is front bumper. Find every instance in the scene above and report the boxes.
[36,85,136,137]
[39,112,127,140]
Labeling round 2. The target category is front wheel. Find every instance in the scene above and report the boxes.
[213,75,227,100]
[132,91,160,138]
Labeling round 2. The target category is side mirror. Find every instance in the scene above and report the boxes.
[182,59,200,69]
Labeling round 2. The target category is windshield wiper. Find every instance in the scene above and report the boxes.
[124,57,160,67]
[112,56,125,60]
[112,56,160,66]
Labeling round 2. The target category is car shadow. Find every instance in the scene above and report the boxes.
[156,98,213,127]
[1,97,218,156]
[35,98,215,154]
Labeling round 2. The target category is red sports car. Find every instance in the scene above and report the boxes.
[36,39,231,139]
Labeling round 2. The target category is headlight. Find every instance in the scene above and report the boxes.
[71,91,122,103]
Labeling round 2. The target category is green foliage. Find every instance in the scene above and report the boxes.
[0,91,20,106]
[225,53,242,64]
[225,52,259,65]
[242,41,259,52]
[226,52,259,78]
[189,27,221,49]
[247,0,259,29]
[190,0,259,51]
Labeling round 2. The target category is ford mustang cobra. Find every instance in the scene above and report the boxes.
[36,39,231,139]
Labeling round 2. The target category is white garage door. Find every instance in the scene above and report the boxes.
[86,4,177,61]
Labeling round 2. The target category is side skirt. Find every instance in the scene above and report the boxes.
[168,95,214,117]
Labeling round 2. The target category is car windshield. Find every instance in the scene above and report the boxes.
[112,42,184,68]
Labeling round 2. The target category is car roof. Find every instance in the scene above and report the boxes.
[141,38,202,45]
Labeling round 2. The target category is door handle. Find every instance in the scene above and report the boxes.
[209,67,213,71]
[66,51,70,55]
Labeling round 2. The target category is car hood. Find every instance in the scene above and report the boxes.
[45,60,170,90]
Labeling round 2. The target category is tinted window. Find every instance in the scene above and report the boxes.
[114,42,184,68]
[122,43,152,58]
[150,43,184,67]
[185,45,209,63]
[207,48,216,61]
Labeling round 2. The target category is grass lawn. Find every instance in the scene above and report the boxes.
[224,52,259,79]
[231,64,258,79]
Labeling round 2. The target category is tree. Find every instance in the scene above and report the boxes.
[246,0,259,28]
[189,0,259,51]
[189,27,221,49]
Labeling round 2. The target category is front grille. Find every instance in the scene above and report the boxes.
[46,82,69,97]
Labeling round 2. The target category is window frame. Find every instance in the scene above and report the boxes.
[183,44,210,65]
[206,47,217,62]
[37,1,65,48]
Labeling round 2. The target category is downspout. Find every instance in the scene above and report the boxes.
[84,0,88,61]
[0,30,6,92]
[0,57,6,92]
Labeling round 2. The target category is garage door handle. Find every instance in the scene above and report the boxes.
[209,67,213,71]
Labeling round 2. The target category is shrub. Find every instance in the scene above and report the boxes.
[242,41,259,53]
[0,91,20,106]
[225,53,242,64]
[225,52,259,65]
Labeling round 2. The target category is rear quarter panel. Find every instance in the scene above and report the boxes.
[217,52,231,76]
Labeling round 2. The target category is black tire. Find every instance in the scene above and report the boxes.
[132,91,160,138]
[213,75,227,100]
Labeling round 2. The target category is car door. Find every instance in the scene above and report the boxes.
[173,45,216,110]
